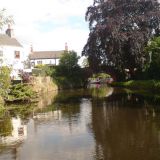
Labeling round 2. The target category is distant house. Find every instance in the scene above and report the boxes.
[0,25,24,79]
[29,43,68,67]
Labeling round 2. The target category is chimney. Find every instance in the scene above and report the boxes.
[5,24,14,38]
[30,44,33,53]
[65,42,68,51]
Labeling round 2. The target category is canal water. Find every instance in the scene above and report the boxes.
[0,85,160,160]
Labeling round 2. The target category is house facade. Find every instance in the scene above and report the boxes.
[0,25,24,78]
[29,50,64,67]
[29,43,68,67]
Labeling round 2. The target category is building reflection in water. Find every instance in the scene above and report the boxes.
[33,110,62,121]
[1,86,160,160]
[36,90,58,109]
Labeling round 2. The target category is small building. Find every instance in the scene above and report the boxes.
[29,43,68,67]
[0,25,24,79]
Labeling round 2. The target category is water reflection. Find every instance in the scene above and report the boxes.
[0,117,27,145]
[90,93,160,160]
[88,84,114,98]
[36,91,58,109]
[0,87,160,159]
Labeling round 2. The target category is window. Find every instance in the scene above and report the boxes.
[14,51,20,59]
[37,60,42,65]
[0,51,3,57]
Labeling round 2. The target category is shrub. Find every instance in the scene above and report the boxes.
[0,66,11,98]
[53,51,86,89]
[7,83,36,102]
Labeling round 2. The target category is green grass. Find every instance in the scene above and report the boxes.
[111,80,160,92]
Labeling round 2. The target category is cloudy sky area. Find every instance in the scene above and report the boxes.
[0,0,93,57]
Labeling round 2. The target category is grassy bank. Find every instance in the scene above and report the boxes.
[111,80,160,92]
[31,76,58,93]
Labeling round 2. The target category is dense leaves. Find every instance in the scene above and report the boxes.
[53,51,85,89]
[0,66,11,98]
[83,0,160,78]
[7,83,36,102]
[145,36,160,79]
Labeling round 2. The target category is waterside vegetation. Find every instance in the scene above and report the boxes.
[52,51,86,89]
[111,80,160,92]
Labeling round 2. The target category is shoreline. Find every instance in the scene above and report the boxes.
[110,80,160,93]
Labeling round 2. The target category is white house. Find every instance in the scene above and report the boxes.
[29,43,68,67]
[0,25,24,78]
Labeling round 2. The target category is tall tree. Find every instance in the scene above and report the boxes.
[145,36,160,79]
[0,8,14,29]
[53,51,85,88]
[82,0,160,78]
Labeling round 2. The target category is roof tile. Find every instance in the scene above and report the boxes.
[29,51,65,59]
[0,34,22,47]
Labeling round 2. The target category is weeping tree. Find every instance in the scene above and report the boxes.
[82,0,160,79]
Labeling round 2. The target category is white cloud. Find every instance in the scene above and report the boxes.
[0,0,93,57]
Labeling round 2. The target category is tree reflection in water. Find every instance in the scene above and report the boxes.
[90,88,160,160]
[88,84,114,98]
[0,86,160,160]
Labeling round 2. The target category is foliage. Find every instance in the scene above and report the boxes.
[0,105,5,117]
[145,36,160,79]
[32,68,45,76]
[34,65,55,77]
[82,0,160,79]
[53,51,85,89]
[0,8,14,29]
[7,83,36,102]
[0,117,12,137]
[20,71,31,83]
[7,104,36,120]
[0,66,11,98]
[92,73,111,79]
[89,86,108,98]
[111,80,160,92]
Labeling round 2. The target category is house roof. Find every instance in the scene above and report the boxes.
[0,34,22,47]
[29,50,65,60]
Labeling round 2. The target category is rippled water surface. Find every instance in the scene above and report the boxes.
[0,85,160,160]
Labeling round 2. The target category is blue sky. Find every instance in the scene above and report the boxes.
[0,0,93,56]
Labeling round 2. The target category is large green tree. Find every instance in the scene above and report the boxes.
[145,36,160,79]
[53,51,85,88]
[82,0,160,79]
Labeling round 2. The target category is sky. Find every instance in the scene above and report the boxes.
[0,0,93,57]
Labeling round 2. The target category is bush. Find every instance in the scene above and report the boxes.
[145,36,160,79]
[0,66,11,98]
[32,68,45,76]
[7,83,36,102]
[35,65,54,76]
[53,51,86,89]
[111,80,160,92]
[21,72,31,83]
